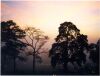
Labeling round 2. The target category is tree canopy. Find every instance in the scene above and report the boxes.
[22,26,49,72]
[49,21,88,69]
[1,20,27,73]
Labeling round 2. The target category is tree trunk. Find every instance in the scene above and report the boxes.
[33,52,35,73]
[13,56,16,73]
[1,54,6,74]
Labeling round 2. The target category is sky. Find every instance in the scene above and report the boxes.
[1,1,100,43]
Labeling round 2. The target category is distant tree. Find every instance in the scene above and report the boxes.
[96,39,100,74]
[89,43,97,63]
[1,20,26,73]
[96,39,100,64]
[89,39,100,74]
[49,21,88,70]
[23,27,49,72]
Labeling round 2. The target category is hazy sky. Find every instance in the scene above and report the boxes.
[1,1,100,43]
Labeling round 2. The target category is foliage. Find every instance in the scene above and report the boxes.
[1,20,27,73]
[49,21,88,69]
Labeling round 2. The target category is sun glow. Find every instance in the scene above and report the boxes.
[1,1,100,43]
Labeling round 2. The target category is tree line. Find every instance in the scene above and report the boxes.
[49,22,99,74]
[1,20,49,74]
[1,20,100,75]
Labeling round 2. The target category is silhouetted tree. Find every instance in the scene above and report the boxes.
[49,21,88,70]
[49,43,63,68]
[89,39,100,74]
[73,34,88,66]
[96,39,100,74]
[89,43,97,63]
[1,20,26,73]
[23,27,49,72]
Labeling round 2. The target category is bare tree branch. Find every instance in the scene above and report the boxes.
[36,41,47,52]
[34,39,39,50]
[23,26,49,55]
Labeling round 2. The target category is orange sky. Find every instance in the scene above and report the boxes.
[1,1,100,43]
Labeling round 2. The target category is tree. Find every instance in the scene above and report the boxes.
[23,27,49,72]
[1,20,26,73]
[96,39,100,74]
[49,21,88,70]
[55,22,80,42]
[89,39,100,74]
[72,34,88,66]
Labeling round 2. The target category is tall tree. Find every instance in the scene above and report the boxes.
[1,20,26,73]
[23,27,49,72]
[49,21,88,70]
